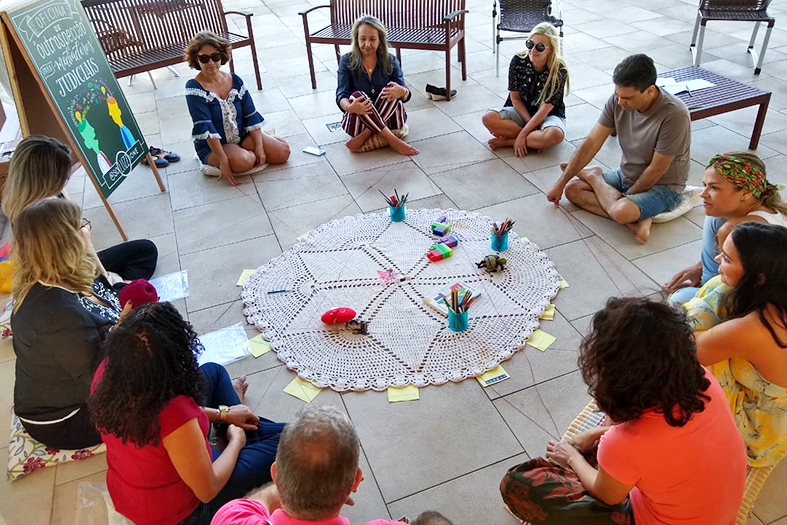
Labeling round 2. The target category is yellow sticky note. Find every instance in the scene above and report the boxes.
[559,278,570,289]
[540,304,556,321]
[476,365,510,388]
[527,329,556,352]
[387,385,420,403]
[248,334,271,358]
[283,377,322,403]
[236,269,256,286]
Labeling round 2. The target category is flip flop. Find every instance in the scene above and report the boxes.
[142,155,168,167]
[149,146,180,163]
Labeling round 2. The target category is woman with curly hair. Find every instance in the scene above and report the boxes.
[665,152,787,305]
[185,31,290,186]
[500,297,746,524]
[11,198,123,449]
[89,302,284,525]
[685,222,787,467]
[335,16,418,156]
[481,22,569,157]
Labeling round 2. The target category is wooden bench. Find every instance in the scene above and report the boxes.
[300,0,468,101]
[81,0,262,90]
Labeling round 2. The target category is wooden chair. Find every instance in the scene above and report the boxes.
[690,0,775,75]
[82,0,262,90]
[563,400,785,525]
[300,0,467,101]
[492,0,563,77]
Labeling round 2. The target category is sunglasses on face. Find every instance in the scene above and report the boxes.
[526,40,548,52]
[197,52,222,64]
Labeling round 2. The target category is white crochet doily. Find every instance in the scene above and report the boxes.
[242,209,562,391]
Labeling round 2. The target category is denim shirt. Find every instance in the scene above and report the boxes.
[335,53,412,110]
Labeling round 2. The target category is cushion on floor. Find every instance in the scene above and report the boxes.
[7,409,105,481]
[652,185,703,223]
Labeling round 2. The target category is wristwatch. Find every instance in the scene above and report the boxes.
[218,405,230,422]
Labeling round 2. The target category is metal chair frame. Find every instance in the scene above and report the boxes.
[689,0,775,75]
[491,0,563,77]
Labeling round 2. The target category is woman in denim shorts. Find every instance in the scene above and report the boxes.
[481,22,569,158]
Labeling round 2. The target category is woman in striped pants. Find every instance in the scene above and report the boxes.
[335,16,418,156]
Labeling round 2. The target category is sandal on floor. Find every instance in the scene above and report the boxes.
[142,154,168,167]
[149,146,180,162]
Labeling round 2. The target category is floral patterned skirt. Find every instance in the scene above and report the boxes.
[500,457,634,525]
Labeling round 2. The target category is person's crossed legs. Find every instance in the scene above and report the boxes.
[342,91,418,156]
[482,107,564,154]
[564,165,680,244]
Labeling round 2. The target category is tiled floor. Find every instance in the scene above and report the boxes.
[3,0,787,522]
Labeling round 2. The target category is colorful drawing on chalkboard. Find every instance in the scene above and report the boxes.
[68,80,140,187]
[74,112,110,179]
[107,96,134,149]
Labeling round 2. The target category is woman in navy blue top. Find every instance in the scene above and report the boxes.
[336,16,418,156]
[185,31,290,186]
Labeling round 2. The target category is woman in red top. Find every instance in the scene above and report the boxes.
[500,297,747,525]
[90,302,284,525]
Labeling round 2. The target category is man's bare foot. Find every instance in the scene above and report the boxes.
[488,137,515,150]
[233,376,249,403]
[389,137,419,156]
[345,134,367,152]
[560,161,568,171]
[626,218,652,245]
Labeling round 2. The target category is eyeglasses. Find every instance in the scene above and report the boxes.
[197,52,222,64]
[526,40,549,52]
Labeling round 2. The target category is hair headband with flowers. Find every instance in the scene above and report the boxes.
[707,154,775,198]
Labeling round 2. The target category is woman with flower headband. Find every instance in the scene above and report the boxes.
[664,152,787,305]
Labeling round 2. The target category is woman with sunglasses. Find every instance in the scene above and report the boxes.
[184,31,290,186]
[482,22,569,157]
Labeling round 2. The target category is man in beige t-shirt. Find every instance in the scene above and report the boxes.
[546,54,691,244]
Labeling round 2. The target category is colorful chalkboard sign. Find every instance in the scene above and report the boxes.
[4,0,147,198]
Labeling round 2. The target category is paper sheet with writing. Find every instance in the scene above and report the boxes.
[197,323,249,366]
[388,385,420,402]
[283,377,322,403]
[526,329,556,352]
[248,334,272,357]
[662,78,715,95]
[476,365,510,387]
[149,271,189,302]
[540,304,556,320]
[236,269,256,286]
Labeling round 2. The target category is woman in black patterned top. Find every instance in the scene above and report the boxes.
[482,23,569,157]
[11,199,124,449]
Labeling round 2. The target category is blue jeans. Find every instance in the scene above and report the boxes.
[668,215,723,306]
[179,363,285,525]
[601,168,682,220]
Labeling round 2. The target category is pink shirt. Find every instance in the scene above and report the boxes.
[598,371,746,525]
[211,499,403,525]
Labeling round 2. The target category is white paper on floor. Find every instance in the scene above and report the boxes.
[197,323,250,366]
[149,271,190,302]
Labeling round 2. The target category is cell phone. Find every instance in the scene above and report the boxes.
[303,146,326,156]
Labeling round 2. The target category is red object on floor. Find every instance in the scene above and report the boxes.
[321,308,356,324]
[119,279,159,309]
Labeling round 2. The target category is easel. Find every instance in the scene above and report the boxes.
[0,9,165,241]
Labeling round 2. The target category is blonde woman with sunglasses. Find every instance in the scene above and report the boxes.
[184,31,290,186]
[482,22,569,157]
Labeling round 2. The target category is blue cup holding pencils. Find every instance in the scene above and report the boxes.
[389,204,406,222]
[491,232,509,251]
[448,309,469,332]
[491,218,514,251]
